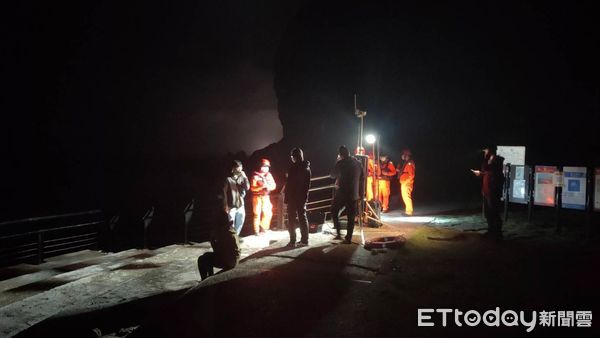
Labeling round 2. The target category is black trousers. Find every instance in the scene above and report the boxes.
[483,194,503,237]
[197,252,215,280]
[287,201,309,243]
[331,195,358,241]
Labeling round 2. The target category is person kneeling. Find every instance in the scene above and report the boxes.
[198,211,241,280]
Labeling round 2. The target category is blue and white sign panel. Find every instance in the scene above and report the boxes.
[562,166,587,210]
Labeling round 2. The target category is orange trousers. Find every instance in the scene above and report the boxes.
[252,195,272,233]
[400,181,414,215]
[378,179,391,211]
[366,176,374,201]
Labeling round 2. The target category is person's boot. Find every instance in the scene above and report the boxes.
[199,268,208,280]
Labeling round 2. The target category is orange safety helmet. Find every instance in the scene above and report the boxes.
[260,158,271,167]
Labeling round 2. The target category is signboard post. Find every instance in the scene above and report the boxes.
[554,168,563,231]
[527,168,534,223]
[595,168,600,212]
[503,164,511,222]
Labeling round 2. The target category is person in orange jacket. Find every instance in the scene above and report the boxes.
[398,149,416,216]
[251,158,276,235]
[376,154,396,212]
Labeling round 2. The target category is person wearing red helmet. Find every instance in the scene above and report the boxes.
[251,158,277,235]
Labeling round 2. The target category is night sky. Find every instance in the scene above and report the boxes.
[2,0,598,220]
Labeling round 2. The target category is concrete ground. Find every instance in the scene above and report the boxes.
[1,206,599,338]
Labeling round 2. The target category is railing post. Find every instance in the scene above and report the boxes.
[107,215,119,252]
[37,232,44,264]
[142,207,154,249]
[277,193,285,230]
[183,199,194,245]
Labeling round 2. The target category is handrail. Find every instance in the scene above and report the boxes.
[0,221,103,240]
[0,210,102,227]
[44,232,97,244]
[0,213,104,266]
[306,198,334,206]
[311,175,333,181]
[307,205,332,212]
[309,185,336,192]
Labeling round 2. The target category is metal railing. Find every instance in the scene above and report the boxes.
[306,175,336,212]
[0,210,104,266]
[278,175,336,228]
[0,176,337,265]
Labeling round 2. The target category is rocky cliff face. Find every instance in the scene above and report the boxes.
[253,1,598,204]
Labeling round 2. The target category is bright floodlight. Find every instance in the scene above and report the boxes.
[365,134,376,144]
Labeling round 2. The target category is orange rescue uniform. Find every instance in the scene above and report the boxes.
[377,160,396,212]
[398,160,415,215]
[251,171,276,234]
[366,157,375,201]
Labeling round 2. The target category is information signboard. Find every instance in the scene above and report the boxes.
[509,165,530,204]
[534,166,557,207]
[561,167,586,210]
[497,146,526,166]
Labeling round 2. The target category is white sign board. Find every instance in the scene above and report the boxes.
[497,146,526,166]
[562,167,586,210]
[534,165,556,207]
[509,165,530,204]
[595,168,600,211]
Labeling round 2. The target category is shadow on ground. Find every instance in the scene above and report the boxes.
[130,243,359,338]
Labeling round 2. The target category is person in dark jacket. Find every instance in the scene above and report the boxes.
[284,147,312,247]
[223,160,250,235]
[197,210,241,280]
[471,145,505,240]
[330,145,364,244]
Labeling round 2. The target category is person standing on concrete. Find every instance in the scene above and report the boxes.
[471,145,505,241]
[197,210,241,280]
[284,148,311,247]
[331,145,364,244]
[397,149,416,216]
[251,159,276,235]
[376,154,396,213]
[223,160,250,235]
